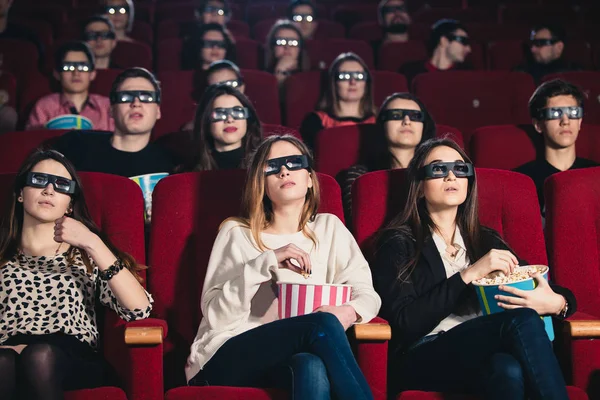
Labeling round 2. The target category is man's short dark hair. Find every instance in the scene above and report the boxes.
[528,79,585,119]
[427,19,467,55]
[531,23,566,42]
[287,0,316,19]
[83,15,115,34]
[54,41,95,71]
[110,67,162,100]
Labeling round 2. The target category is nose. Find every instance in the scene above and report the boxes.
[560,113,570,125]
[402,115,411,125]
[278,166,290,177]
[225,113,234,123]
[445,170,457,181]
[42,183,55,195]
[130,97,141,107]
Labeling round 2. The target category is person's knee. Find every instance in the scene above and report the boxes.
[313,311,344,335]
[289,353,327,377]
[489,353,524,383]
[18,344,60,375]
[0,348,17,369]
[507,307,544,332]
[288,353,329,394]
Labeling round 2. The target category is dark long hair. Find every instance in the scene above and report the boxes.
[0,150,145,280]
[366,92,436,170]
[378,138,488,281]
[189,85,262,171]
[265,19,309,73]
[316,52,376,118]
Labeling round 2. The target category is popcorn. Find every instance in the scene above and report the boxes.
[474,265,548,286]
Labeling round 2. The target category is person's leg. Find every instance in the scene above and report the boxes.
[286,353,330,400]
[0,348,17,400]
[478,353,524,400]
[17,343,67,400]
[393,308,568,400]
[192,312,372,400]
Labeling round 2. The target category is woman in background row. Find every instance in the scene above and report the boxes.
[300,52,376,151]
[104,0,135,42]
[265,20,309,85]
[183,23,236,71]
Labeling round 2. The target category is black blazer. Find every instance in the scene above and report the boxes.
[373,227,577,356]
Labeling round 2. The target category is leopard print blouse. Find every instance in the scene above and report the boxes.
[0,248,153,349]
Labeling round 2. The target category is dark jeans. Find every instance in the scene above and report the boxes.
[189,312,373,400]
[391,308,568,400]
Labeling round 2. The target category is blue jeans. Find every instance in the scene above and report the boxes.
[189,312,373,400]
[391,308,568,400]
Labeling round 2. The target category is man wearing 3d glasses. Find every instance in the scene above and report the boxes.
[54,68,176,178]
[287,0,318,40]
[400,19,472,85]
[378,0,411,43]
[83,15,120,70]
[514,24,582,85]
[26,41,114,131]
[515,79,598,217]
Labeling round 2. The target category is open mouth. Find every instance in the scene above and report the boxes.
[223,126,238,133]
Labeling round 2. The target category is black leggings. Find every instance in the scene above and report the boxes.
[0,336,108,400]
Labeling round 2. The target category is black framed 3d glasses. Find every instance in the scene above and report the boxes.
[381,109,424,122]
[203,6,228,16]
[536,106,583,120]
[212,79,242,89]
[203,40,227,49]
[530,38,559,48]
[60,62,93,73]
[84,31,116,41]
[265,155,310,176]
[421,162,474,179]
[273,37,300,47]
[447,34,470,46]
[26,172,77,194]
[292,14,314,22]
[336,71,367,81]
[381,5,407,14]
[211,106,249,122]
[106,5,129,15]
[110,90,161,104]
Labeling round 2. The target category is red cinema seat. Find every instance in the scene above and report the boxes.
[545,168,600,398]
[19,70,54,121]
[156,38,183,72]
[156,19,250,42]
[500,5,580,25]
[348,21,382,42]
[234,38,260,70]
[130,21,154,45]
[0,172,166,400]
[0,130,70,174]
[541,72,600,124]
[377,41,428,72]
[464,23,531,42]
[0,39,39,81]
[11,5,67,33]
[314,123,464,179]
[331,4,378,29]
[0,71,17,108]
[112,41,153,70]
[488,40,593,71]
[412,6,498,24]
[372,71,408,105]
[396,386,589,399]
[148,170,391,399]
[11,18,54,48]
[306,39,375,70]
[90,69,123,97]
[470,124,600,170]
[413,71,535,140]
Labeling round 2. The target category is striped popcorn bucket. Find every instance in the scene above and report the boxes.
[277,282,352,319]
[473,265,554,341]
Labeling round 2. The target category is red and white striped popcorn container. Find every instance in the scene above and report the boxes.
[277,282,352,319]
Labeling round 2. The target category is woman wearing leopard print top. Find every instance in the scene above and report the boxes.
[0,150,153,399]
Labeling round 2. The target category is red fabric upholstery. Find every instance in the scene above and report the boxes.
[166,387,287,400]
[499,5,580,25]
[463,22,531,42]
[157,19,250,42]
[11,18,54,48]
[148,171,387,398]
[412,7,498,24]
[348,21,383,42]
[0,130,69,173]
[542,72,600,124]
[377,41,428,73]
[253,18,345,43]
[488,40,593,70]
[545,167,600,395]
[413,71,535,137]
[112,41,153,71]
[306,39,375,70]
[314,123,464,179]
[351,168,547,267]
[283,70,408,129]
[19,70,53,117]
[130,21,154,45]
[154,69,280,138]
[64,387,127,400]
[91,69,124,97]
[331,4,378,29]
[396,386,589,400]
[0,71,17,108]
[0,39,39,81]
[470,124,600,170]
[0,172,163,400]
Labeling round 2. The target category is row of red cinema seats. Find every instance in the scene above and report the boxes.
[5,69,600,136]
[9,1,600,30]
[0,165,596,399]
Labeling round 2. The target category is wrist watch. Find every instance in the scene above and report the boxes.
[559,297,569,318]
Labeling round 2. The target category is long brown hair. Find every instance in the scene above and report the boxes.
[265,19,309,73]
[189,84,262,171]
[225,135,321,251]
[316,52,376,118]
[378,138,488,281]
[0,150,145,281]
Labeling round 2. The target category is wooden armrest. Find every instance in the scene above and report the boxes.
[124,326,164,345]
[564,320,600,338]
[353,323,391,341]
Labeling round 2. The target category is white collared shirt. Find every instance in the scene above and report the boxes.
[427,226,481,336]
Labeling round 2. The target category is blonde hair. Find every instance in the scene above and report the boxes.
[223,135,320,251]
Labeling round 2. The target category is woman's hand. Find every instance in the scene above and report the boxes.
[314,304,358,330]
[275,56,298,73]
[273,244,311,276]
[460,249,519,284]
[495,271,566,316]
[54,217,99,250]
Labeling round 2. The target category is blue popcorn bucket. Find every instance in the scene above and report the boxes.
[473,265,554,341]
[130,173,169,223]
[45,114,93,130]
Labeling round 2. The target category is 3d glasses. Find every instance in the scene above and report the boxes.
[26,172,77,194]
[265,155,310,176]
[106,5,129,15]
[421,162,474,179]
[110,90,161,104]
[273,37,300,47]
[536,106,583,120]
[203,40,227,49]
[212,79,242,89]
[447,34,470,45]
[381,109,424,122]
[381,5,407,14]
[60,62,93,73]
[203,6,228,16]
[529,38,559,47]
[84,30,116,41]
[336,71,367,81]
[210,106,249,122]
[292,14,314,22]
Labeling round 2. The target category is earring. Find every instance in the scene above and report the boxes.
[17,196,23,202]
